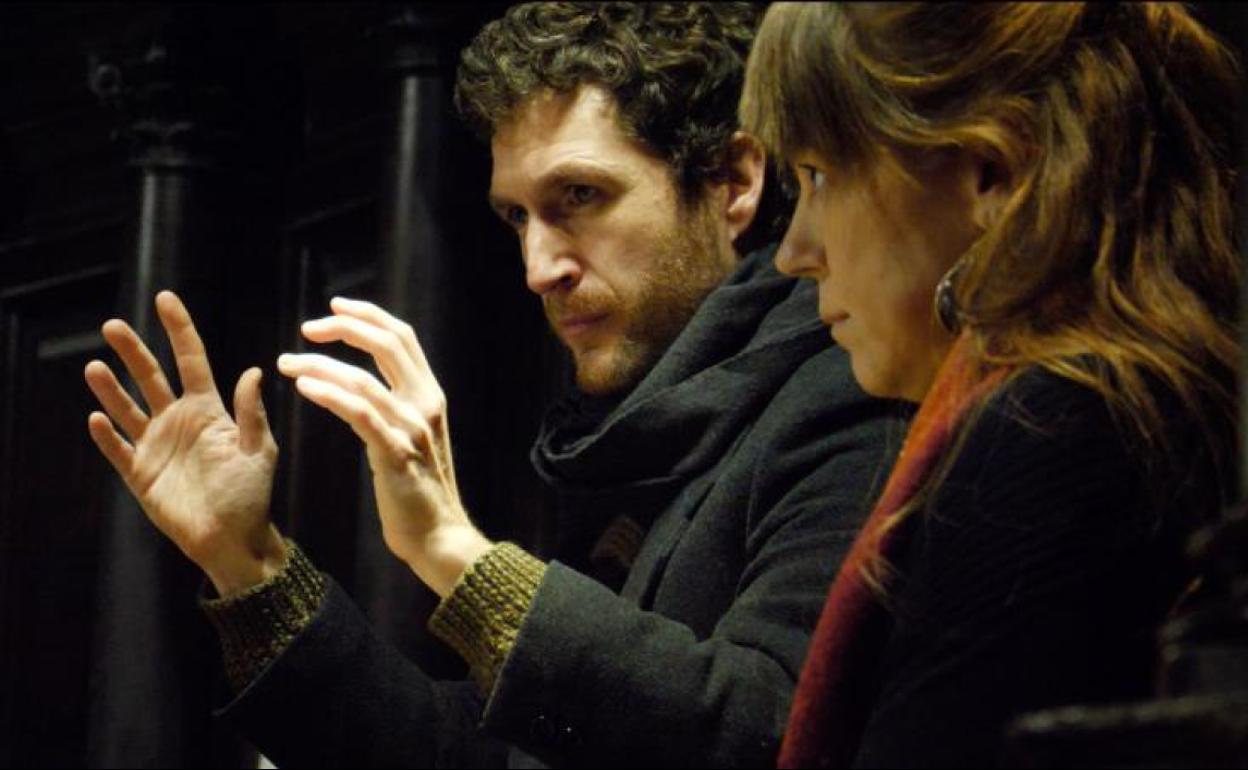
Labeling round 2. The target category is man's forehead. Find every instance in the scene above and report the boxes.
[493,86,624,148]
[488,85,658,197]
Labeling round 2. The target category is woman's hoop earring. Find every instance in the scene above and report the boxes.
[935,262,964,334]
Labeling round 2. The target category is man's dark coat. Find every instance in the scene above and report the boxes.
[221,247,907,768]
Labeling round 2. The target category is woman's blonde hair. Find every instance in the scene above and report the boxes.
[742,2,1241,581]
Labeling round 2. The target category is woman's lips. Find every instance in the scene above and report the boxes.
[820,311,850,326]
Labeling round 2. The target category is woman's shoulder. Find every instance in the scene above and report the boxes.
[945,362,1230,527]
[973,361,1231,464]
[965,365,1123,460]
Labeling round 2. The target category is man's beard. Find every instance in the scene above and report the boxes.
[550,203,734,396]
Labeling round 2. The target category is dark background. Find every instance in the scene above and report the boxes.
[0,3,567,767]
[0,3,1244,768]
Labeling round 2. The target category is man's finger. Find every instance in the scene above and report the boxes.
[299,315,421,392]
[293,376,413,467]
[277,352,403,423]
[328,297,434,376]
[87,411,136,481]
[233,367,272,455]
[100,319,177,415]
[84,360,150,442]
[155,290,220,397]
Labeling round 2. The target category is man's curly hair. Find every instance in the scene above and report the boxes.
[454,2,763,205]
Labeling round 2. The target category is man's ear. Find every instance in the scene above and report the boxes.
[717,131,766,243]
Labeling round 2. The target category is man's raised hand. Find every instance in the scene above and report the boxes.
[85,291,286,596]
[277,297,491,598]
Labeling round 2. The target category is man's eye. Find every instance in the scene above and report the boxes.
[505,206,528,227]
[566,185,597,207]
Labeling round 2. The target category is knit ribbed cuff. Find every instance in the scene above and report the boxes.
[428,542,547,694]
[199,539,327,692]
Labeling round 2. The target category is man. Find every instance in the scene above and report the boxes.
[84,4,903,767]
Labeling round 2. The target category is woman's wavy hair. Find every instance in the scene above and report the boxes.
[742,2,1241,582]
[455,2,789,251]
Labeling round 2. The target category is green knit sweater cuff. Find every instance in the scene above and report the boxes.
[199,539,327,692]
[428,542,547,694]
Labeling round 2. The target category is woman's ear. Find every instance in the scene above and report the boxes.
[718,131,767,242]
[970,152,1014,232]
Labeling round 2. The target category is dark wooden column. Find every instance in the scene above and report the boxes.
[341,2,569,675]
[380,7,451,335]
[84,8,294,766]
[348,3,466,678]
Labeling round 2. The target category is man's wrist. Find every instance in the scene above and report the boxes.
[200,538,327,692]
[407,524,495,599]
[202,524,290,598]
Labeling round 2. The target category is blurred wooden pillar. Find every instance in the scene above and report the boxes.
[349,3,467,678]
[85,8,294,766]
[380,6,451,341]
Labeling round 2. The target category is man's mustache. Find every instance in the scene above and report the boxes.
[544,291,617,326]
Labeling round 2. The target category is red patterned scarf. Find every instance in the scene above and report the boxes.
[779,337,1012,768]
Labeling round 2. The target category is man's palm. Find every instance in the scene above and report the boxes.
[137,394,273,551]
[85,291,280,582]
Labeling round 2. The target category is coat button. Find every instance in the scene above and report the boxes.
[557,724,581,748]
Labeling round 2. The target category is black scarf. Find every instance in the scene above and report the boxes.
[530,246,829,578]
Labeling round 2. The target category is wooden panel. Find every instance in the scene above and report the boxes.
[0,261,120,768]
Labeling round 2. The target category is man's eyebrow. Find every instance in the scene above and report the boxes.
[489,160,627,210]
[537,160,620,189]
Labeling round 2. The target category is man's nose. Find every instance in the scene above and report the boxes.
[523,220,582,295]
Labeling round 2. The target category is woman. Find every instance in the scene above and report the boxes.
[740,3,1240,767]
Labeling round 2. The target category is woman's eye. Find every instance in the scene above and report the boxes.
[800,164,826,192]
